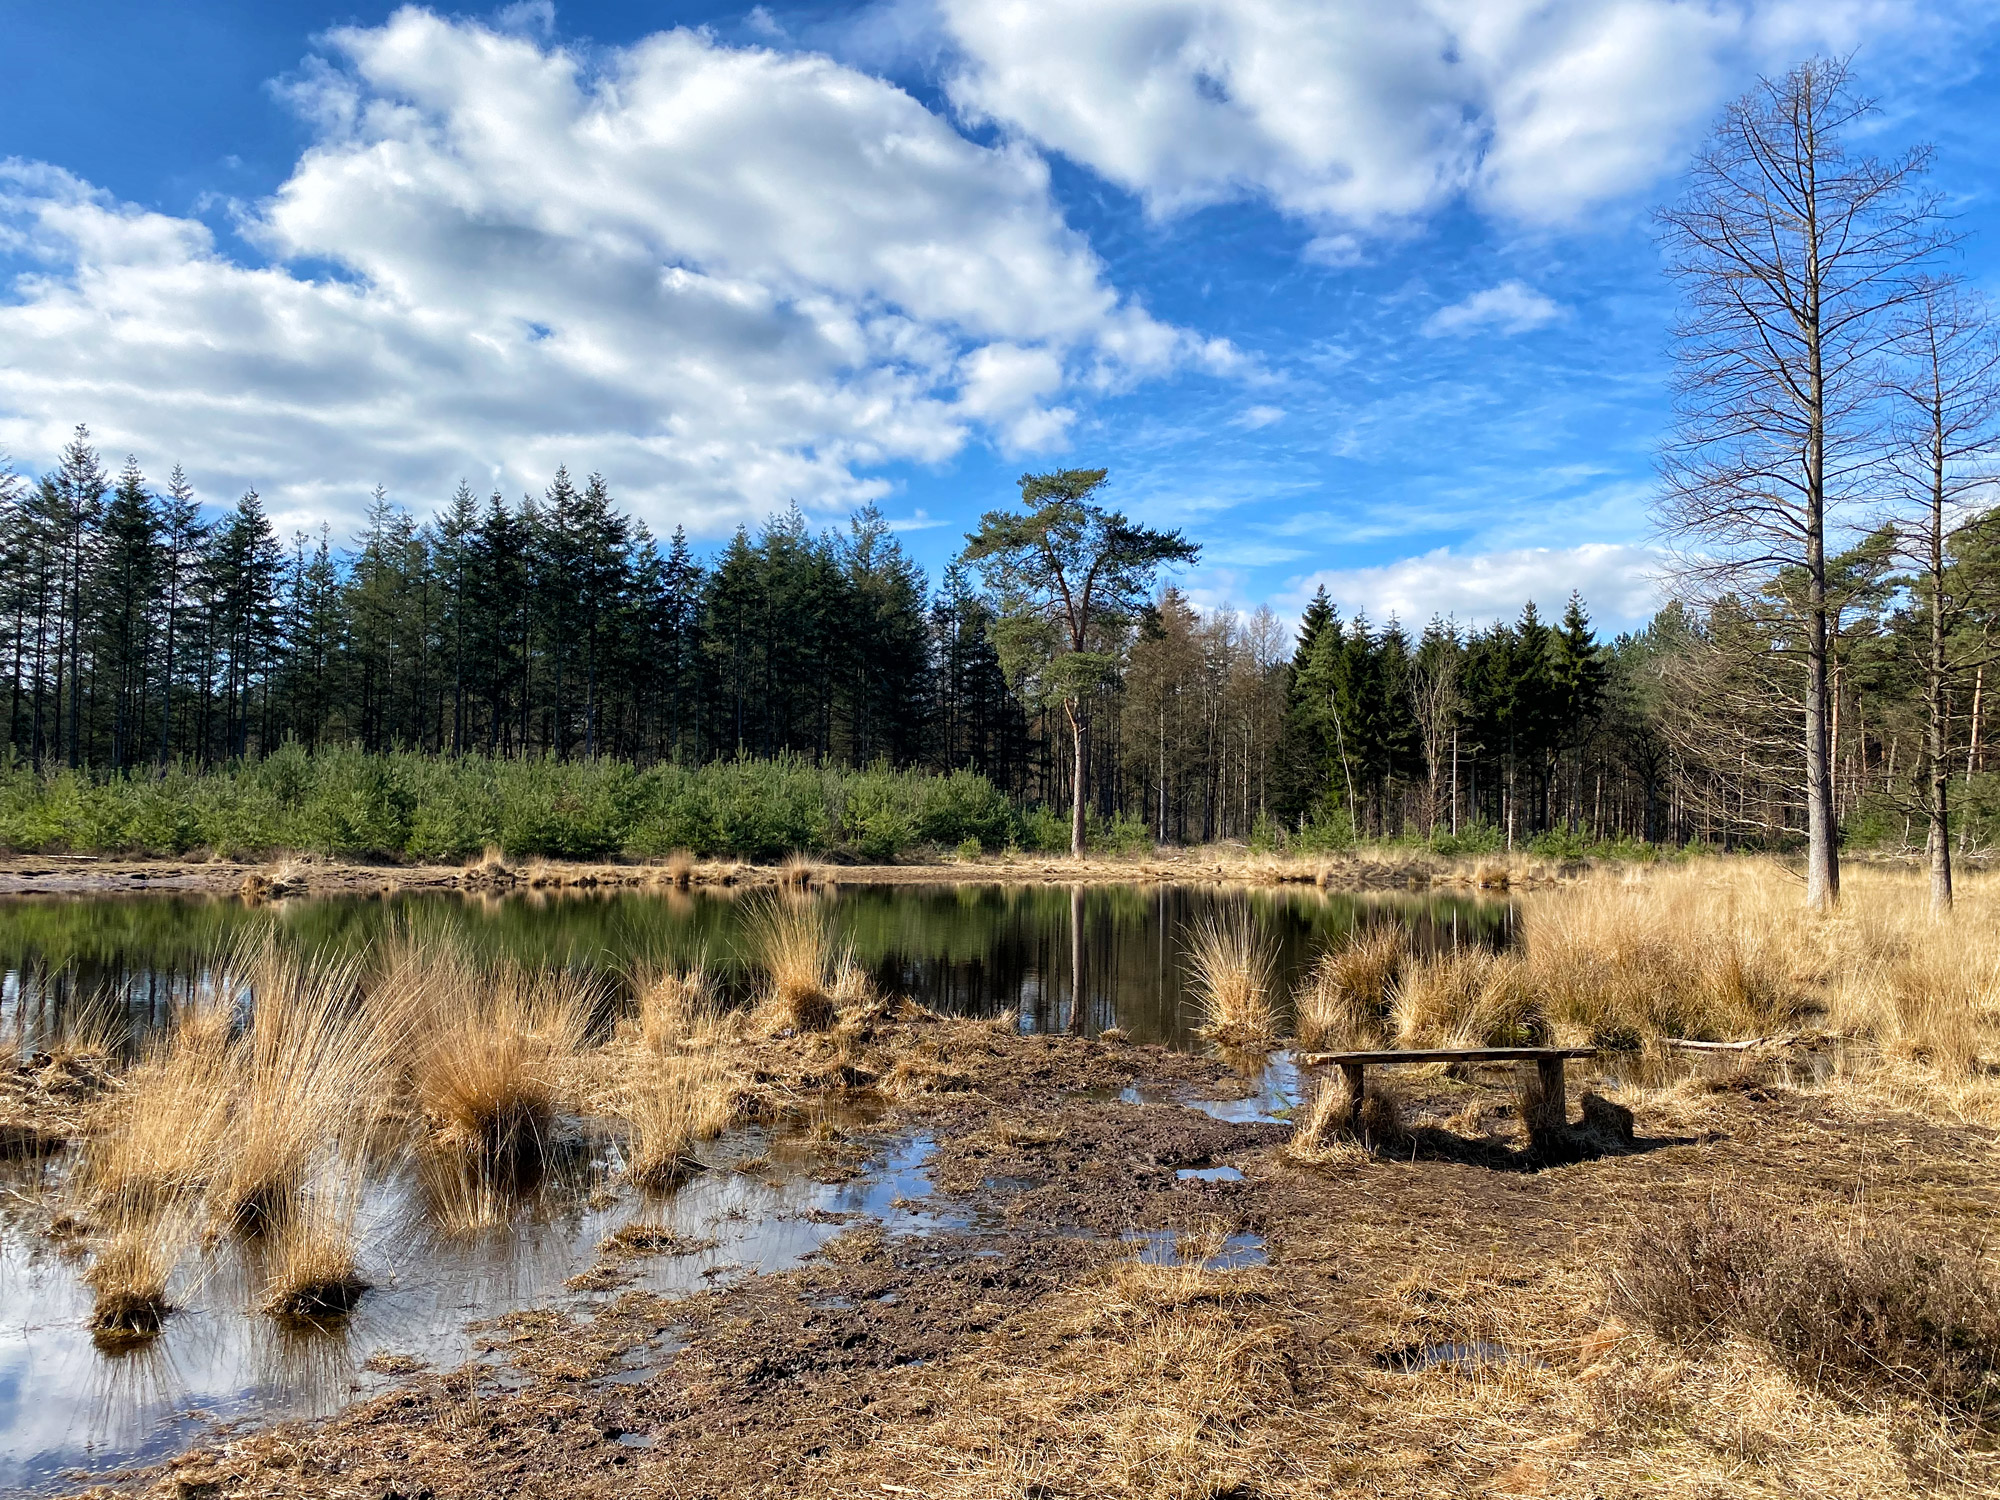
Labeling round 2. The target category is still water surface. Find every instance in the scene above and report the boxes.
[1,882,1512,1050]
[0,883,1510,1493]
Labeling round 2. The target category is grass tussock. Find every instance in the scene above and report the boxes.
[1187,913,1278,1051]
[211,945,383,1234]
[382,948,592,1175]
[1521,866,1804,1046]
[84,1207,188,1341]
[1293,924,1406,1049]
[746,897,839,1033]
[1392,946,1543,1049]
[631,966,728,1053]
[621,1053,736,1188]
[1612,1198,2000,1421]
[76,1006,235,1216]
[259,1162,370,1323]
[1286,1076,1404,1159]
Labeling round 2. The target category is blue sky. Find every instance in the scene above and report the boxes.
[4,1,1999,634]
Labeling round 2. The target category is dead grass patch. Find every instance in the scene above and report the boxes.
[1612,1198,2000,1421]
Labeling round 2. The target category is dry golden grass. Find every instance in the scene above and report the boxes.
[211,945,383,1233]
[259,1156,370,1323]
[76,1007,234,1215]
[380,947,592,1174]
[849,1223,1978,1500]
[663,848,695,888]
[1187,912,1278,1051]
[779,851,816,889]
[745,896,839,1033]
[1293,924,1406,1049]
[631,966,729,1053]
[621,1053,736,1188]
[84,1205,189,1340]
[1392,945,1542,1049]
[1285,1075,1404,1158]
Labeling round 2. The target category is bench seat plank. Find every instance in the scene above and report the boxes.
[1298,1047,1598,1066]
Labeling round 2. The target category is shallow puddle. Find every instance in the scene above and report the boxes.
[1380,1340,1538,1374]
[1121,1227,1268,1270]
[0,1123,957,1493]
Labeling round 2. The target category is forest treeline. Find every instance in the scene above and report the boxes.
[0,426,1990,859]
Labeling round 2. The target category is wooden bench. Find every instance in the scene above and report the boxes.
[1297,1047,1599,1135]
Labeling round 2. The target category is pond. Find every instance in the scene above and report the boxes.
[0,882,1513,1054]
[0,882,1511,1493]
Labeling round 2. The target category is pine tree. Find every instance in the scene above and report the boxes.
[92,457,163,768]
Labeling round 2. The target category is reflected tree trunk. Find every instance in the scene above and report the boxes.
[1068,883,1085,1034]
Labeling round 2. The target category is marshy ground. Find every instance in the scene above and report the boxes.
[5,860,1999,1499]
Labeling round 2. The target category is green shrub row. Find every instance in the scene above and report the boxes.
[0,745,1021,862]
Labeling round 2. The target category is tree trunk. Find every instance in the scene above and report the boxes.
[1068,698,1086,859]
[1926,453,1953,913]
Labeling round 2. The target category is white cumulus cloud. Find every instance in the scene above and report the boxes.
[936,0,1952,230]
[1284,542,1665,630]
[0,8,1225,537]
[1422,280,1563,338]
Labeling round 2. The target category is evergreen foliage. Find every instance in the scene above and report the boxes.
[3,428,1993,859]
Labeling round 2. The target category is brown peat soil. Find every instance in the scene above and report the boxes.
[41,1020,1999,1500]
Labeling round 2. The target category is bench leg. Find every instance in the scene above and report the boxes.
[1524,1055,1567,1139]
[1341,1062,1365,1123]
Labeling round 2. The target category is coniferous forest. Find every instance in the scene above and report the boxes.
[1,424,1995,860]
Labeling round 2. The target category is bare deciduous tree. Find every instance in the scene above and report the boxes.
[1882,278,2000,912]
[1656,56,1947,909]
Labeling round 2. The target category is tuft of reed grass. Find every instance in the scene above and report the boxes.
[76,1009,234,1216]
[1187,913,1278,1051]
[85,1206,188,1341]
[664,849,695,888]
[1294,924,1406,1049]
[210,945,382,1234]
[621,1054,736,1189]
[1392,947,1543,1050]
[778,851,816,889]
[259,1158,370,1323]
[382,948,591,1177]
[1286,1076,1403,1159]
[745,896,838,1033]
[631,966,728,1053]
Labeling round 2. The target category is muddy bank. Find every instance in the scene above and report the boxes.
[56,1044,2000,1500]
[0,848,1570,900]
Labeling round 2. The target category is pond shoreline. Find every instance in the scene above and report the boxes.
[0,849,1560,899]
